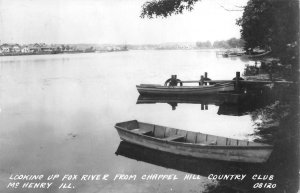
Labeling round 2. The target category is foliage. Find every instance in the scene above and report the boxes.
[243,64,259,76]
[213,38,244,48]
[227,38,245,48]
[237,0,299,52]
[141,0,199,18]
[196,38,244,49]
[196,41,212,48]
[212,40,230,49]
[236,0,299,80]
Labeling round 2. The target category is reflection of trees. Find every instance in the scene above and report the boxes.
[250,99,292,143]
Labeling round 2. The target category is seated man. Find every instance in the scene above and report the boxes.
[164,75,182,86]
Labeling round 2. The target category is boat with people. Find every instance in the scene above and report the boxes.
[136,82,235,95]
[114,120,273,163]
[136,72,294,96]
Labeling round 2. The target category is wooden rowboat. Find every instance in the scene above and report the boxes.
[115,120,273,163]
[136,82,234,95]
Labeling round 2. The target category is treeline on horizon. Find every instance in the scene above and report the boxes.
[196,38,245,49]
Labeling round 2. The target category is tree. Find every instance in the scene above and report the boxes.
[227,38,244,48]
[236,0,298,54]
[236,0,299,80]
[212,40,229,49]
[196,41,212,48]
[211,38,244,49]
[141,0,199,18]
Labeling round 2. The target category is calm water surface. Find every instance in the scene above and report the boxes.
[0,50,269,193]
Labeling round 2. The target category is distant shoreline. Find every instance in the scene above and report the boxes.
[0,52,84,57]
[0,50,131,57]
[0,48,242,57]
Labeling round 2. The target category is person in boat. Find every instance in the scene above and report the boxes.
[199,75,212,85]
[164,75,183,86]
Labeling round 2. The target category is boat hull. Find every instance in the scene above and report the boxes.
[136,83,234,95]
[115,121,273,163]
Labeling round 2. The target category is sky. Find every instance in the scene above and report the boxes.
[0,0,248,44]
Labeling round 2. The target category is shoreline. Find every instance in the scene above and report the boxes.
[0,51,98,57]
[0,48,244,57]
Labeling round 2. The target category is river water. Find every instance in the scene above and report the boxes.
[0,50,297,193]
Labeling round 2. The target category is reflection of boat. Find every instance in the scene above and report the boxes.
[136,95,219,110]
[116,141,261,176]
[137,92,251,105]
[136,92,270,114]
[136,94,222,105]
[136,82,234,96]
[115,120,273,163]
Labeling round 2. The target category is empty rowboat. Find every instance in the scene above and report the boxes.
[136,82,234,95]
[114,120,273,163]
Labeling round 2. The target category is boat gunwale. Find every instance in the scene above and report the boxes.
[114,124,273,150]
[136,82,234,89]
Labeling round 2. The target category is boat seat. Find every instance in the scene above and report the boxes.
[131,128,152,135]
[164,134,185,142]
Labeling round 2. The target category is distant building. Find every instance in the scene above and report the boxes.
[12,44,21,53]
[41,46,53,52]
[34,43,46,47]
[29,47,38,53]
[21,46,30,53]
[0,44,11,53]
[0,43,85,55]
[66,46,75,52]
[29,44,42,53]
[60,45,75,52]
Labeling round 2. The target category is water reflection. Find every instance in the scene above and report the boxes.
[137,94,221,111]
[136,90,276,116]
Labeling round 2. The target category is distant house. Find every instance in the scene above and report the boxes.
[41,46,53,52]
[65,46,75,52]
[29,47,37,53]
[62,46,70,52]
[29,44,42,53]
[38,43,47,47]
[0,44,11,53]
[21,46,30,53]
[12,44,21,53]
